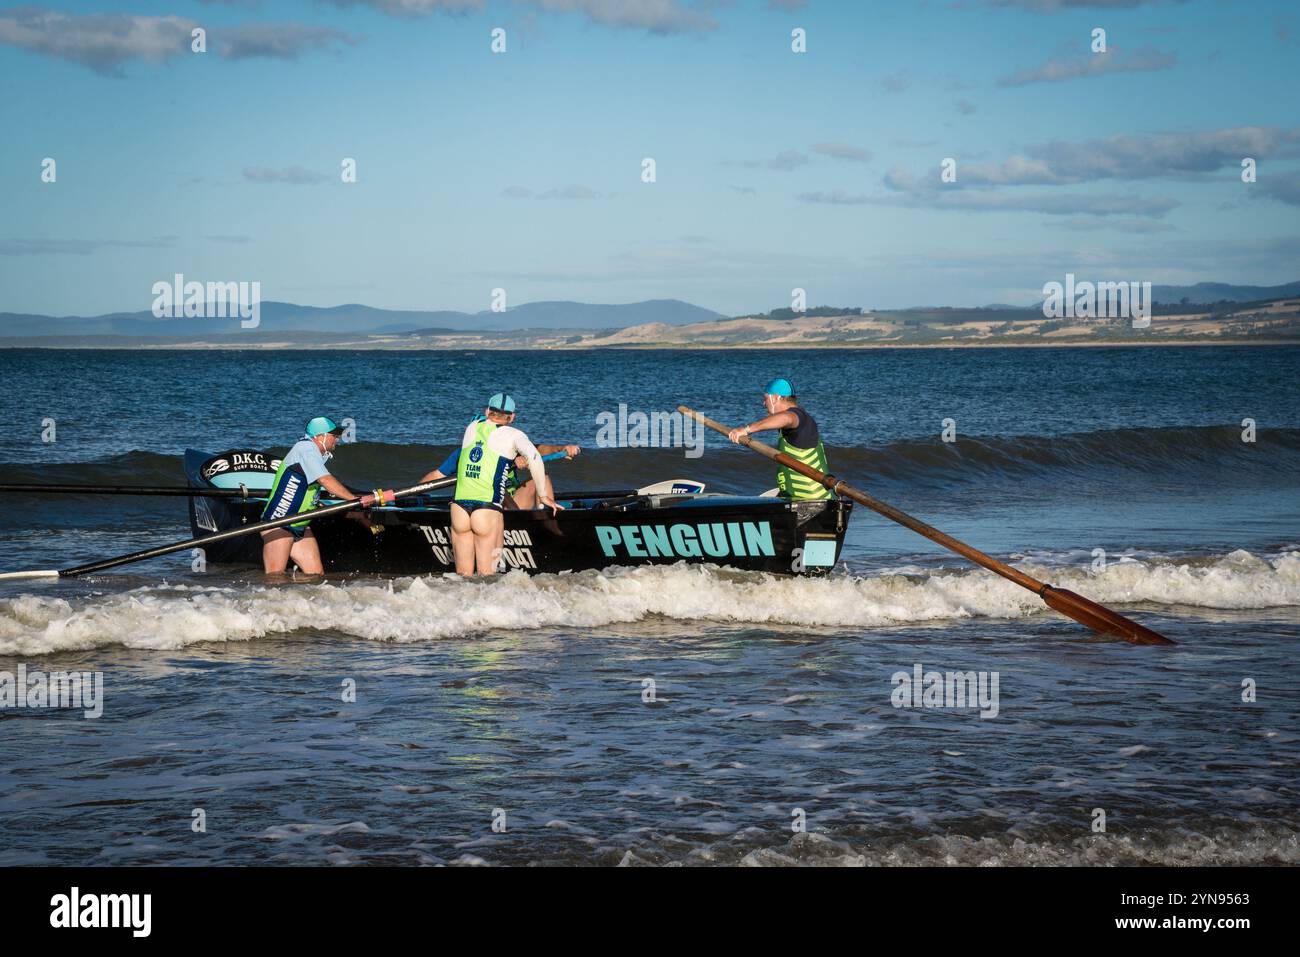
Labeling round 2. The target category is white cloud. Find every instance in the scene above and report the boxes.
[537,184,601,199]
[218,23,360,60]
[998,46,1176,86]
[812,143,873,163]
[0,9,195,76]
[242,166,332,185]
[0,236,178,256]
[522,0,717,33]
[320,0,484,16]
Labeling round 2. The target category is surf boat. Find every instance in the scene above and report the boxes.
[185,449,852,577]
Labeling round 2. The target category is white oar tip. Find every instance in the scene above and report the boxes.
[0,570,60,581]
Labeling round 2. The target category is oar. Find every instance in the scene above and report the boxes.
[0,476,456,582]
[0,483,253,498]
[679,405,1174,646]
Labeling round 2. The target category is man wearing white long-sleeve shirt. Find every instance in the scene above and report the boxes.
[436,393,562,575]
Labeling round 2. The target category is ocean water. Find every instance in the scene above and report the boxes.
[0,346,1297,866]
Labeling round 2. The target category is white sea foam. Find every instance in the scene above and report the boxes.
[730,826,1300,867]
[1,549,1297,656]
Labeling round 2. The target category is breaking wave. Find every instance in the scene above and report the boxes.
[633,826,1300,868]
[3,548,1297,656]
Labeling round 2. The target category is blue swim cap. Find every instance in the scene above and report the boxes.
[763,378,794,397]
[487,392,517,413]
[305,416,344,437]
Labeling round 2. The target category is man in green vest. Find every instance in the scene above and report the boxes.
[447,393,562,575]
[727,378,833,501]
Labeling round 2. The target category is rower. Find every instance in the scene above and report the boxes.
[504,443,579,509]
[442,393,562,576]
[260,416,375,575]
[726,378,833,501]
[420,442,580,510]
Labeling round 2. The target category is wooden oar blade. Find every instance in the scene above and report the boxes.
[1042,587,1174,645]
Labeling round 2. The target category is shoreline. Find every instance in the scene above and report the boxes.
[1,338,1298,351]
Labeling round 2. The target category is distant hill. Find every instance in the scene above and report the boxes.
[0,302,467,338]
[477,299,721,330]
[0,299,724,339]
[1149,281,1300,305]
[578,297,1300,347]
[1024,281,1300,311]
[732,306,864,321]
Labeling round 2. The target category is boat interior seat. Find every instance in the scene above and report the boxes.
[592,494,642,511]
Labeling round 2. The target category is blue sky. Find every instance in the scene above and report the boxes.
[2,0,1298,316]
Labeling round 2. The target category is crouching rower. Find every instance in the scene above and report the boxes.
[421,393,562,576]
[261,416,384,575]
[726,378,833,501]
[421,442,580,509]
[504,443,578,509]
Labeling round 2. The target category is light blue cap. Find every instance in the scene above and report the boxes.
[764,378,794,397]
[305,416,344,437]
[487,392,517,413]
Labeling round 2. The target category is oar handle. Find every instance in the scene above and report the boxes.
[678,405,1173,646]
[57,476,456,578]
